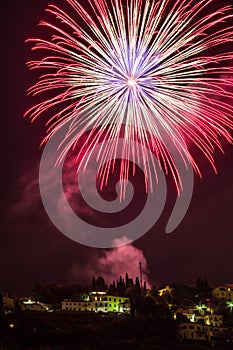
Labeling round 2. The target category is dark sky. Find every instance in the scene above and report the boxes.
[1,0,233,297]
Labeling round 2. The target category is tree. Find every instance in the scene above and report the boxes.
[108,282,116,295]
[196,277,210,293]
[135,277,141,297]
[31,282,42,301]
[130,297,135,316]
[125,273,129,286]
[143,296,156,316]
[148,285,157,298]
[116,276,126,296]
[96,276,107,292]
[171,283,193,305]
[0,292,5,322]
[0,292,3,308]
[175,312,189,324]
[91,277,96,291]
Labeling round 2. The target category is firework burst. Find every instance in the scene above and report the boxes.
[25,0,233,195]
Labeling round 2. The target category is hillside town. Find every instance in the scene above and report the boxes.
[1,275,233,349]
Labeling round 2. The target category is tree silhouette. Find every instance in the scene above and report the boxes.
[91,277,96,291]
[0,292,3,308]
[143,296,156,316]
[96,276,107,292]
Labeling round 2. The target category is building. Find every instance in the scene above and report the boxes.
[20,298,51,312]
[90,292,130,313]
[189,314,223,327]
[62,300,93,312]
[178,322,211,342]
[212,284,233,300]
[174,307,195,322]
[62,291,130,314]
[205,314,223,327]
[157,285,173,297]
[2,292,15,310]
[178,322,233,344]
[174,303,223,328]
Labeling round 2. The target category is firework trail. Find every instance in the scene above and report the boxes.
[25,0,233,197]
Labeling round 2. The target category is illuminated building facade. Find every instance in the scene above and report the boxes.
[178,322,211,342]
[178,322,233,344]
[204,314,223,327]
[20,298,51,312]
[157,285,173,297]
[212,284,233,300]
[62,291,130,314]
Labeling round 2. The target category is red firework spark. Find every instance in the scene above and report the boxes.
[25,0,233,195]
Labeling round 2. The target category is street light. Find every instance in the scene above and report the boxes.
[195,303,207,315]
[196,303,207,311]
[226,301,233,312]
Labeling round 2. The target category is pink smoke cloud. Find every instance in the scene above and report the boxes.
[9,152,98,221]
[84,237,151,288]
[10,150,152,289]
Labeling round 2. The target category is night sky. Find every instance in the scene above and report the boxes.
[1,0,233,297]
